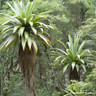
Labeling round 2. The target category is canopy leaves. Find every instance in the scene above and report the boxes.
[52,35,90,73]
[0,0,52,53]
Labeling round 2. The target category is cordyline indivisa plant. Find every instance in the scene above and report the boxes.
[52,35,90,81]
[0,0,52,96]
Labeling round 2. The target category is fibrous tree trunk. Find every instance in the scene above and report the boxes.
[19,42,38,96]
[70,67,80,82]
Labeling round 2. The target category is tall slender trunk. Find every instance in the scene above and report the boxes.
[70,67,80,82]
[19,43,38,96]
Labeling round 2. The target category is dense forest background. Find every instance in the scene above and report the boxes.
[0,0,96,96]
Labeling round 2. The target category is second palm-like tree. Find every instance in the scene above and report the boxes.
[0,0,52,95]
[52,35,90,81]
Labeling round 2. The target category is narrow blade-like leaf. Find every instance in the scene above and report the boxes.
[5,35,17,50]
[13,26,20,33]
[7,2,17,14]
[28,36,32,50]
[71,62,76,70]
[57,40,67,49]
[24,31,29,39]
[21,36,26,50]
[56,48,68,55]
[63,64,69,73]
[81,64,86,72]
[31,27,37,35]
[32,40,38,53]
[31,0,37,13]
[78,41,86,53]
[18,27,25,37]
[76,65,79,72]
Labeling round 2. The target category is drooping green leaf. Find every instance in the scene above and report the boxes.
[13,37,18,47]
[13,26,20,33]
[78,41,86,53]
[1,26,12,33]
[1,28,13,34]
[71,62,76,70]
[57,40,67,49]
[24,31,29,39]
[31,27,37,35]
[0,41,6,50]
[18,27,25,37]
[21,36,26,50]
[81,64,86,72]
[5,35,17,50]
[80,49,90,57]
[37,34,49,45]
[61,58,65,63]
[27,14,35,22]
[32,16,47,23]
[56,48,68,55]
[39,22,48,28]
[76,65,79,72]
[38,10,53,15]
[54,56,62,63]
[32,40,38,53]
[80,59,84,64]
[28,36,32,50]
[7,2,17,14]
[2,16,16,26]
[63,64,69,73]
[77,54,80,59]
[29,22,33,27]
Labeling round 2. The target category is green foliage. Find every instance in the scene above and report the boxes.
[52,35,90,73]
[78,18,96,39]
[0,0,96,95]
[85,62,96,93]
[8,74,26,96]
[0,0,52,52]
[65,81,95,96]
[86,63,96,83]
[52,90,61,96]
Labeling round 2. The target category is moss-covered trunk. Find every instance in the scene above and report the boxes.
[19,42,38,96]
[70,67,80,82]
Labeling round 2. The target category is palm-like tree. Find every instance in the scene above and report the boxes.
[0,0,52,95]
[52,35,90,81]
